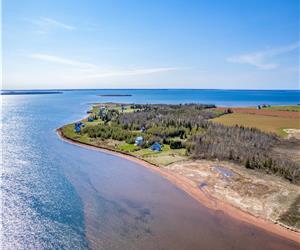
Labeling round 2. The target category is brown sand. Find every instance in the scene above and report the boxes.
[57,129,300,243]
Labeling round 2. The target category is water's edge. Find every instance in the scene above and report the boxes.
[57,128,300,244]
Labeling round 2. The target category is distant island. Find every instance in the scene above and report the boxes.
[98,94,132,97]
[1,90,62,95]
[58,103,300,240]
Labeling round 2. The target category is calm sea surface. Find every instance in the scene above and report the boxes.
[1,89,299,249]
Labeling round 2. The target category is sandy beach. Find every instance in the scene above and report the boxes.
[57,128,300,244]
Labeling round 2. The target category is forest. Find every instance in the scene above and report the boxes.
[81,104,300,184]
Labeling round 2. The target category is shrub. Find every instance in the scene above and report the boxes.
[170,140,184,149]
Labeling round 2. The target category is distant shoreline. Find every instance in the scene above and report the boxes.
[3,88,300,91]
[57,127,300,243]
[1,91,62,95]
[98,94,132,97]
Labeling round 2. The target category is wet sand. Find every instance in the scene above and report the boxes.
[57,129,300,247]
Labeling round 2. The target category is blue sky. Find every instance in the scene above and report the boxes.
[2,0,299,89]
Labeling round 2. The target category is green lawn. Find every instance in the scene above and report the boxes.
[132,145,187,166]
[61,122,187,167]
[117,143,139,152]
[61,124,91,143]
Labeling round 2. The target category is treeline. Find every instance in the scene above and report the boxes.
[82,122,171,147]
[117,104,217,129]
[189,124,300,183]
[83,123,137,144]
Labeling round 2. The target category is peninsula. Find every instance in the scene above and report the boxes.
[1,90,62,95]
[58,103,300,241]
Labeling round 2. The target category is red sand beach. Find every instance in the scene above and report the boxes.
[57,129,300,244]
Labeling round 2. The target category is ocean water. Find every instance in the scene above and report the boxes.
[1,89,300,106]
[1,89,299,249]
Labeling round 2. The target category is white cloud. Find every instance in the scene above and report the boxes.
[87,67,181,78]
[29,53,181,79]
[28,17,75,34]
[30,53,96,68]
[227,43,299,70]
[39,17,75,30]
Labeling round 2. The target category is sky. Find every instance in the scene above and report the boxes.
[2,0,299,90]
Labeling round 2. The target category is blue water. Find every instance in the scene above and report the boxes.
[1,90,299,249]
[2,89,300,106]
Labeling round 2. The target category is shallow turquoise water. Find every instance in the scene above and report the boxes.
[1,90,299,249]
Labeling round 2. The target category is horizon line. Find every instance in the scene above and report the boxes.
[1,88,300,91]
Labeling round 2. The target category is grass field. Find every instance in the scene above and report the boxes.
[262,105,300,112]
[117,143,139,152]
[212,113,300,136]
[133,145,187,166]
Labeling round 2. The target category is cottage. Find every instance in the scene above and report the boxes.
[74,122,83,133]
[75,125,81,133]
[150,142,162,151]
[135,136,143,146]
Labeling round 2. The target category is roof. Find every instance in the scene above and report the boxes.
[75,126,81,132]
[152,142,161,146]
[150,142,162,151]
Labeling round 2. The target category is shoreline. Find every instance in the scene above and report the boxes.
[57,128,300,243]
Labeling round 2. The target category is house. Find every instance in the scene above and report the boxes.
[75,125,81,133]
[135,136,143,146]
[88,116,94,122]
[150,142,162,151]
[74,122,83,133]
